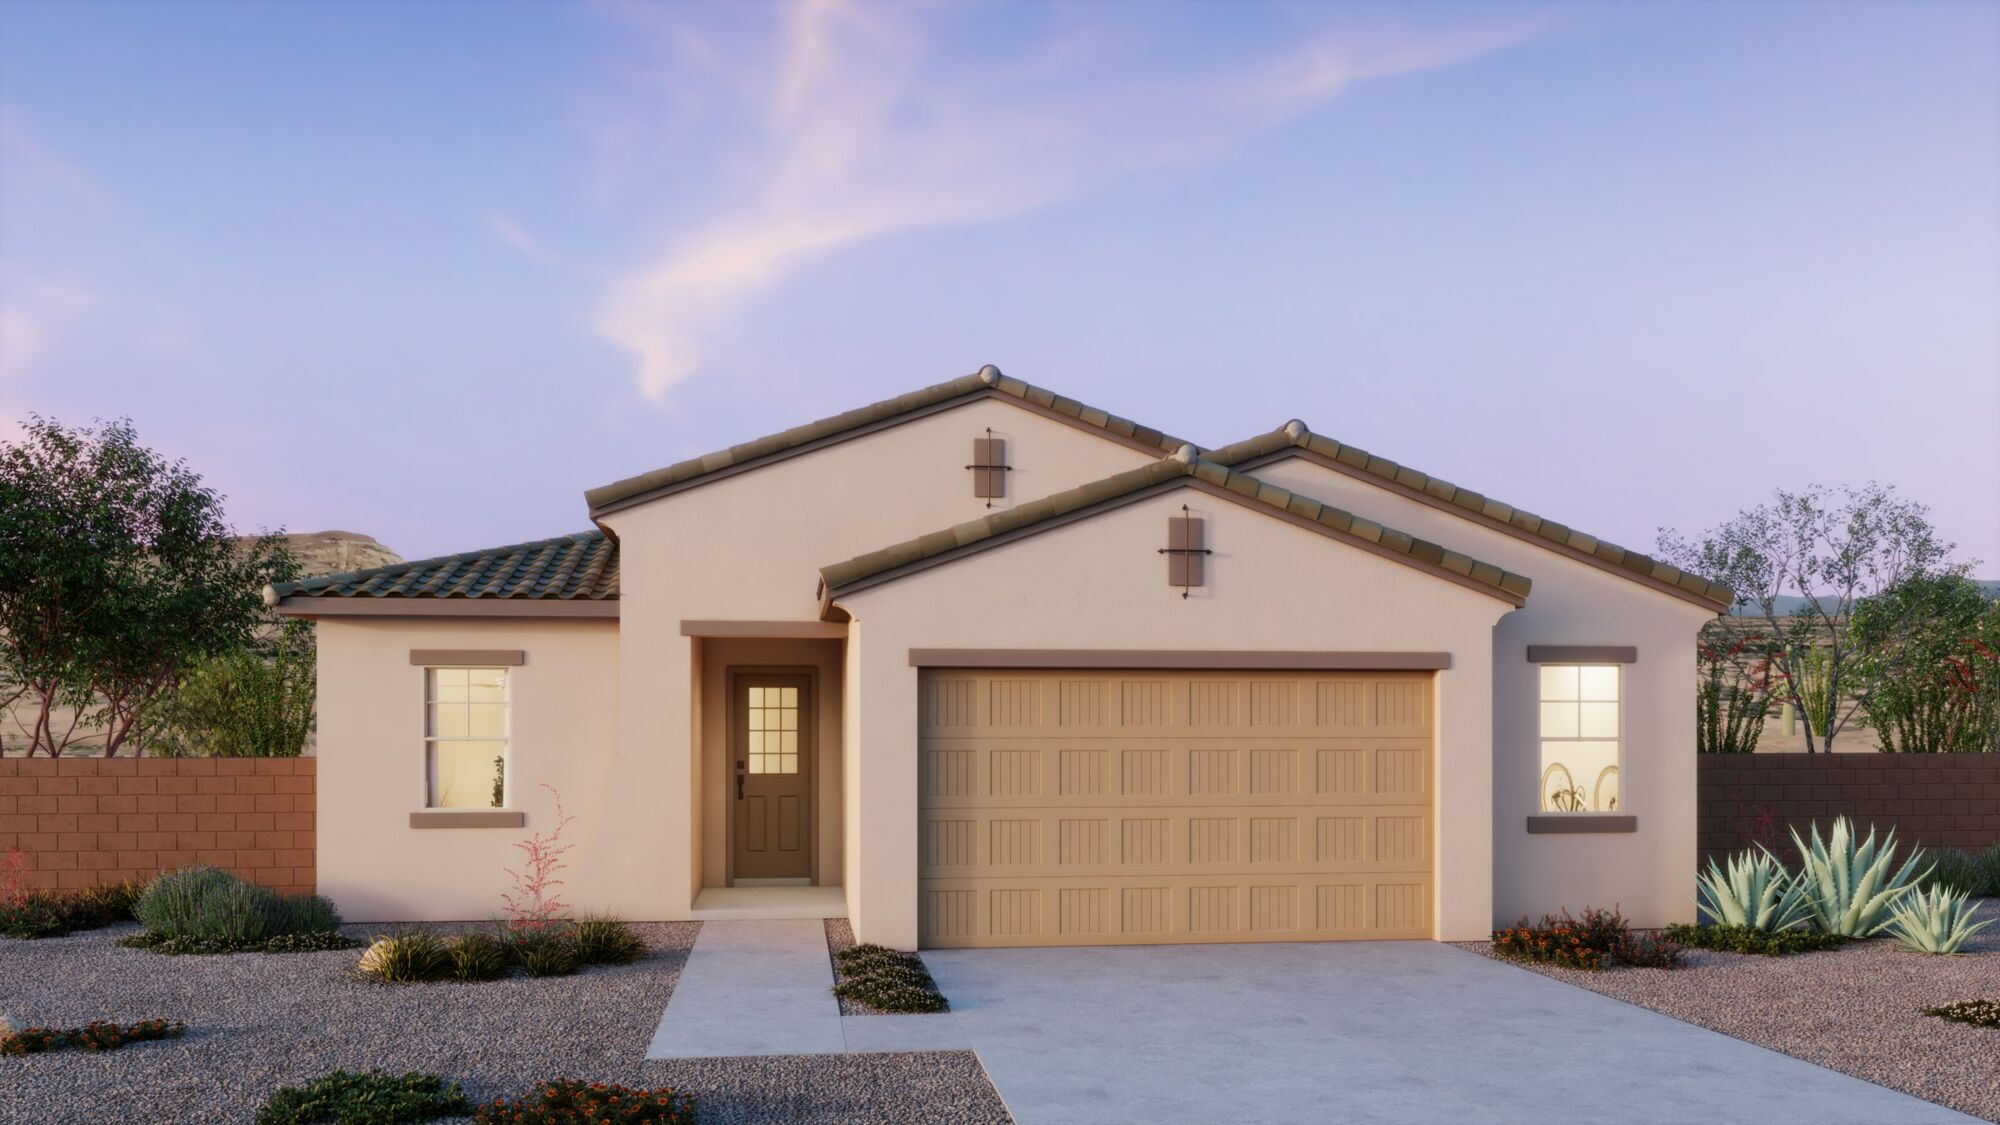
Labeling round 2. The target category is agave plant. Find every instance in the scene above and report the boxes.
[1790,817,1930,938]
[1695,848,1812,931]
[1888,886,1995,954]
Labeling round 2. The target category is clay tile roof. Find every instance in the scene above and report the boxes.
[817,456,1531,608]
[584,365,1192,516]
[1206,426,1734,611]
[271,531,618,600]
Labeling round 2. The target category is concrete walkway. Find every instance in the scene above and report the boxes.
[646,919,964,1059]
[923,941,1980,1125]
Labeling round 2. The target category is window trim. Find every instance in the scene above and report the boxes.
[1536,661,1623,815]
[422,665,512,811]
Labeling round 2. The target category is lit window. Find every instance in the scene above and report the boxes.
[746,685,799,774]
[426,668,507,808]
[1539,664,1619,812]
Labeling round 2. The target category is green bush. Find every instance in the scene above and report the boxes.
[1919,849,1991,897]
[1923,999,2000,1029]
[1491,908,1677,971]
[509,928,578,978]
[831,943,949,1012]
[256,1070,470,1125]
[570,915,647,966]
[262,930,363,954]
[357,932,451,983]
[0,879,142,939]
[0,1018,184,1055]
[474,1079,695,1124]
[131,867,345,952]
[1664,923,1850,955]
[144,619,316,758]
[448,933,511,982]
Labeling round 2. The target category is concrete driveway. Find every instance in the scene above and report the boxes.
[922,941,1978,1125]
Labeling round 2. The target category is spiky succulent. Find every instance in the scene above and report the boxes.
[1888,886,1994,954]
[1791,817,1930,938]
[1696,848,1813,931]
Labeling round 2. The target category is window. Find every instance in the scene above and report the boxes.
[426,668,507,808]
[746,685,799,774]
[1539,664,1619,812]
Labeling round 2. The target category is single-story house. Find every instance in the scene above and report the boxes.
[273,367,1731,949]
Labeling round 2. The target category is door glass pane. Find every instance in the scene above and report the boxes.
[745,684,801,775]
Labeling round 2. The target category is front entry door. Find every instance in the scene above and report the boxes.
[732,674,813,881]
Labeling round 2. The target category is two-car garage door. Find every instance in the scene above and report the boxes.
[918,669,1435,948]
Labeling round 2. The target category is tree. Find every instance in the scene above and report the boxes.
[0,416,295,756]
[1850,575,1999,753]
[141,619,317,758]
[1658,483,1965,753]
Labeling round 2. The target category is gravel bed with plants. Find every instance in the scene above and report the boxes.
[1,920,1013,1124]
[1460,898,2000,1122]
[823,918,952,1016]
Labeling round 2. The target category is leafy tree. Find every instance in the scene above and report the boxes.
[1850,575,1999,753]
[1659,483,1965,753]
[1695,621,1773,753]
[0,416,294,756]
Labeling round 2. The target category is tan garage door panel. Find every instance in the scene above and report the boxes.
[917,671,1435,948]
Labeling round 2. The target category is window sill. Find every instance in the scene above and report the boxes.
[409,810,525,829]
[1526,814,1636,834]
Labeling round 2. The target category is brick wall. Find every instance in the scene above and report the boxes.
[0,758,314,895]
[1699,754,2000,867]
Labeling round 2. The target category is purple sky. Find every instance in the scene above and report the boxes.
[3,1,1996,569]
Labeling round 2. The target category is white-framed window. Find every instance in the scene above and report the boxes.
[425,667,507,808]
[1539,664,1620,812]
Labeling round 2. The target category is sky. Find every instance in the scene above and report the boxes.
[2,0,1996,570]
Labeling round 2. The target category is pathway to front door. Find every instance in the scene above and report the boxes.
[646,919,965,1059]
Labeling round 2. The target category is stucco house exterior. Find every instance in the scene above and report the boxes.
[273,367,1732,949]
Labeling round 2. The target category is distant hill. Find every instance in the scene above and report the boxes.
[1725,579,2000,616]
[238,530,403,579]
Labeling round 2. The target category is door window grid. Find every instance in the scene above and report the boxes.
[747,685,800,774]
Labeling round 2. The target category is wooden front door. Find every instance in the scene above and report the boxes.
[732,673,813,881]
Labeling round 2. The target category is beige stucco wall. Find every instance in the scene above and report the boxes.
[1250,454,1715,929]
[696,637,845,887]
[315,617,621,922]
[833,483,1515,948]
[598,396,1162,918]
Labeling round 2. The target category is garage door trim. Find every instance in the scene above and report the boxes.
[909,649,1452,670]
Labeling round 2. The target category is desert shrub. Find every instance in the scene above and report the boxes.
[1492,907,1680,970]
[509,928,578,978]
[0,1018,184,1055]
[262,930,363,954]
[1695,848,1812,931]
[1663,923,1849,955]
[570,915,647,966]
[474,1078,696,1124]
[1888,885,1995,954]
[131,867,344,952]
[1923,999,2000,1029]
[1982,845,2000,897]
[256,1070,470,1125]
[448,933,511,982]
[144,619,316,758]
[357,932,451,983]
[831,943,949,1012]
[1791,818,1929,937]
[1919,849,1990,897]
[0,870,141,939]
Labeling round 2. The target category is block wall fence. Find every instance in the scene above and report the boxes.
[0,758,314,896]
[1699,754,2000,867]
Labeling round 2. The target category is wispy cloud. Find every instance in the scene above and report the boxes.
[593,1,1532,399]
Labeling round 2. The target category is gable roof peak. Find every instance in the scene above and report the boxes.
[976,364,1002,385]
[1281,418,1309,440]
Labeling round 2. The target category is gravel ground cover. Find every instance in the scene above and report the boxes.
[2,921,1011,1124]
[823,918,954,1018]
[1458,898,2000,1122]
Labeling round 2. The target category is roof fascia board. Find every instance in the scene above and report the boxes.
[908,649,1453,670]
[590,386,1184,520]
[1235,445,1725,613]
[277,598,619,620]
[819,474,1527,619]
